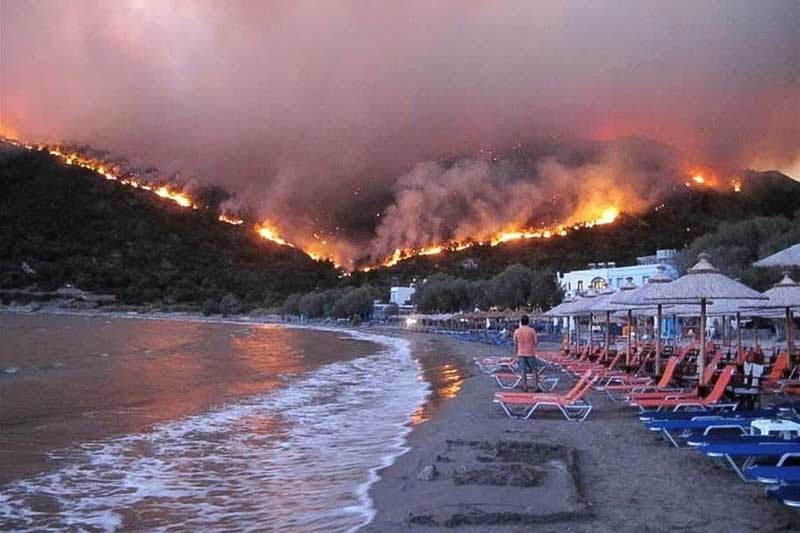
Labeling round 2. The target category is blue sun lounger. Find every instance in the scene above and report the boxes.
[646,416,755,447]
[700,441,800,481]
[745,465,800,484]
[687,433,790,448]
[640,403,800,423]
[767,484,800,508]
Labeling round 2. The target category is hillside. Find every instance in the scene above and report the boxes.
[0,146,338,310]
[352,170,800,284]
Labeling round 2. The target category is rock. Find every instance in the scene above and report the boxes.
[417,465,438,481]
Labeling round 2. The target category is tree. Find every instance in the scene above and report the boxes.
[202,298,220,316]
[220,293,241,316]
[529,269,562,310]
[282,293,303,315]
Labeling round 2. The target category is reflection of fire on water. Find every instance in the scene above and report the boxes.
[409,362,464,426]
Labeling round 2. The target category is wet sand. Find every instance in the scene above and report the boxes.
[368,332,800,533]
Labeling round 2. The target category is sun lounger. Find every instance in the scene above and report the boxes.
[493,370,560,391]
[630,365,738,412]
[600,356,681,398]
[493,370,597,421]
[474,356,517,374]
[646,416,755,447]
[745,465,800,484]
[699,441,800,481]
[766,484,800,508]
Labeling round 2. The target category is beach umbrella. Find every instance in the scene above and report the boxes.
[544,297,578,350]
[612,268,673,373]
[748,274,800,359]
[588,286,620,362]
[644,254,767,384]
[568,290,599,353]
[706,299,772,359]
[754,244,800,268]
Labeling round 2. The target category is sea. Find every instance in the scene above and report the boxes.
[0,313,430,531]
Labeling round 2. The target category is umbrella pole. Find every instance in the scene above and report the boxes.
[589,314,594,355]
[604,311,611,362]
[787,307,795,363]
[655,304,663,376]
[575,316,580,355]
[755,319,760,348]
[626,309,633,366]
[736,312,742,361]
[699,298,707,385]
[566,318,571,354]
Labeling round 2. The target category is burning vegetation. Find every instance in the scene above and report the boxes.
[0,136,752,273]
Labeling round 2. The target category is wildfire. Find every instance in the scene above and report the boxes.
[361,204,622,271]
[255,223,293,247]
[218,213,244,225]
[155,186,194,208]
[0,134,748,273]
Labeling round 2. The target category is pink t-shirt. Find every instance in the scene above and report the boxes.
[514,325,537,357]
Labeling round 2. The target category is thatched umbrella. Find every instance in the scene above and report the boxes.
[588,287,620,362]
[754,244,800,268]
[544,296,578,350]
[612,268,673,373]
[572,289,597,353]
[597,278,637,365]
[748,274,800,359]
[644,254,766,384]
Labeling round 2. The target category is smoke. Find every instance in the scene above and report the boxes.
[1,1,799,264]
[367,138,683,260]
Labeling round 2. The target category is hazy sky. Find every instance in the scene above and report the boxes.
[1,1,798,260]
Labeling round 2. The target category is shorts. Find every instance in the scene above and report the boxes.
[518,356,541,374]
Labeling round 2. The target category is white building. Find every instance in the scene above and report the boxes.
[390,286,416,307]
[557,249,678,298]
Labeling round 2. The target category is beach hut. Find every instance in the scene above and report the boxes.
[644,254,767,384]
[612,268,673,373]
[754,244,800,268]
[748,274,800,359]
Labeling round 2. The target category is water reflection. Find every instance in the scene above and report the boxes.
[0,315,370,484]
[410,359,465,426]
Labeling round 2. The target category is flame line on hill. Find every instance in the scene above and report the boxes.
[1,135,741,273]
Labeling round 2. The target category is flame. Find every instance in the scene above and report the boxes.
[732,178,742,193]
[256,223,293,247]
[692,174,706,184]
[361,203,621,270]
[155,186,194,208]
[218,213,244,225]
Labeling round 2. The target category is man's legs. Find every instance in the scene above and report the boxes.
[520,357,540,392]
[529,357,540,391]
[519,356,530,392]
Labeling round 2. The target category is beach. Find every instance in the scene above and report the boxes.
[3,311,800,532]
[367,331,800,533]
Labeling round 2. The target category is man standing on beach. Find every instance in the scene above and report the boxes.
[513,315,539,392]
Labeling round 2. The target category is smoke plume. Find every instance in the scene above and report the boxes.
[1,1,798,265]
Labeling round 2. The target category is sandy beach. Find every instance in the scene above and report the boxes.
[367,331,800,533]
